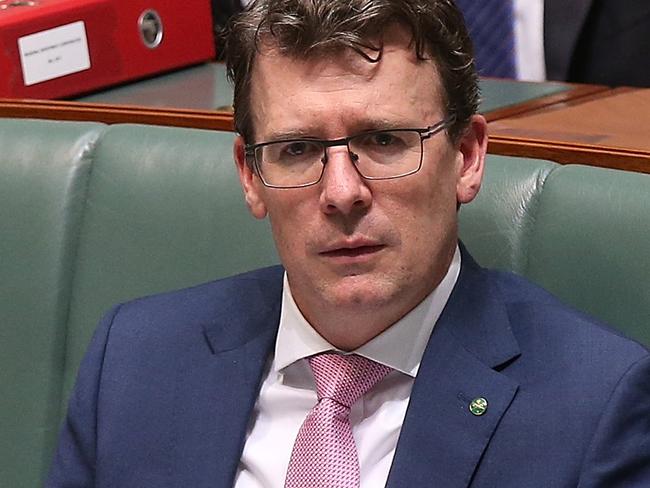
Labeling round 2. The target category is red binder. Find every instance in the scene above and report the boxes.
[0,0,216,99]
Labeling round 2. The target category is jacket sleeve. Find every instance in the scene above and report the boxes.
[577,353,650,487]
[45,305,122,488]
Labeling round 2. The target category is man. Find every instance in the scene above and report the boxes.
[48,0,650,487]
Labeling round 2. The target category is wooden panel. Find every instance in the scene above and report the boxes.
[0,99,234,131]
[488,88,650,174]
[483,84,607,122]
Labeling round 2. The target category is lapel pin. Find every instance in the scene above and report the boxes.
[469,397,488,416]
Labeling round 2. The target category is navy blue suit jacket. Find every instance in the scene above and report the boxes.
[48,251,650,487]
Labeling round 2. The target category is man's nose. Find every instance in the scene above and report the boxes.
[318,147,372,215]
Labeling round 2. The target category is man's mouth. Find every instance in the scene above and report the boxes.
[320,244,385,258]
[318,236,387,262]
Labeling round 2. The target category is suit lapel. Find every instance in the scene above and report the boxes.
[169,269,283,488]
[386,253,520,488]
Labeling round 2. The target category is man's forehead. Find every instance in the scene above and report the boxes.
[253,24,431,74]
[250,34,442,101]
[254,48,381,85]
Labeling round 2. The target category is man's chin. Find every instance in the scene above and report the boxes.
[323,276,396,309]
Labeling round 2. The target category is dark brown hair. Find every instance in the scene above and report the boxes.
[225,0,479,144]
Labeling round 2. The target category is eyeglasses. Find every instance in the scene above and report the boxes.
[245,116,455,188]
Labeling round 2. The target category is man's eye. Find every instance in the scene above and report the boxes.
[371,132,397,146]
[280,141,320,158]
[359,132,406,148]
[284,142,308,156]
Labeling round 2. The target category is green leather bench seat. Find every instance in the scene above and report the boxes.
[0,118,648,486]
[526,165,650,341]
[460,160,650,343]
[459,156,556,274]
[0,119,106,488]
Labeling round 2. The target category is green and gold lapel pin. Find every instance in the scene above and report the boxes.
[469,397,488,416]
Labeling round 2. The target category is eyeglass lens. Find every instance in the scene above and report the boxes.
[256,130,423,187]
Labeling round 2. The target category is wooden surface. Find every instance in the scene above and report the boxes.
[488,88,650,174]
[0,98,234,131]
[2,73,650,173]
[483,84,607,122]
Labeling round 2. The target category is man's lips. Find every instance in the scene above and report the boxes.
[319,244,385,258]
[318,237,386,258]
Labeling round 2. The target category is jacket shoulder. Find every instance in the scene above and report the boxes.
[489,269,649,362]
[118,265,284,322]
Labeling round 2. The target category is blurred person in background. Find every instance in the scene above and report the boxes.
[212,0,245,59]
[459,0,650,86]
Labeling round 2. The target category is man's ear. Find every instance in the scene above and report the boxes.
[456,114,488,205]
[234,136,268,219]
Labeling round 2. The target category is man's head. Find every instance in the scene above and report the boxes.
[226,0,487,350]
[226,0,480,144]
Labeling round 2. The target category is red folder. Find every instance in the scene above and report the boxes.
[0,0,216,99]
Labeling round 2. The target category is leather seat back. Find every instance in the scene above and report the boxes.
[62,124,279,398]
[0,119,106,488]
[459,155,556,274]
[526,165,650,343]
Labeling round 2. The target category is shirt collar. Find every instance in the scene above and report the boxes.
[274,245,461,377]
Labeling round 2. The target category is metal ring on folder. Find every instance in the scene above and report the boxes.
[138,9,163,49]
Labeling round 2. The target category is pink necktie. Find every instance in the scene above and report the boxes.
[284,352,392,488]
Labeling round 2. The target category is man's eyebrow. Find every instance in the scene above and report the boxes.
[262,129,318,141]
[262,118,422,142]
[359,118,416,130]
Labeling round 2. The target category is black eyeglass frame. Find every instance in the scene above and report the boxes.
[244,115,456,189]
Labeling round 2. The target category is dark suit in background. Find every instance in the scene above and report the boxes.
[211,0,244,59]
[211,0,243,32]
[545,0,650,86]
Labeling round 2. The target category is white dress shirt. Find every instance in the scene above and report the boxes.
[513,0,546,81]
[234,246,461,487]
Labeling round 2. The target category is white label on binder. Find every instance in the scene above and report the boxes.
[18,21,91,86]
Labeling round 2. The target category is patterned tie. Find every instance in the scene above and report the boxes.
[455,0,517,78]
[284,353,392,488]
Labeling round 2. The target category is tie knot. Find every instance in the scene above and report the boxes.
[308,353,391,407]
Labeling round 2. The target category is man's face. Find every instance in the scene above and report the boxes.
[235,28,486,348]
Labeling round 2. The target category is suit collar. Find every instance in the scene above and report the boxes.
[387,248,521,487]
[437,247,520,369]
